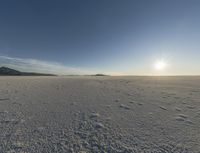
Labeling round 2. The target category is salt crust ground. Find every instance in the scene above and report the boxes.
[0,76,199,153]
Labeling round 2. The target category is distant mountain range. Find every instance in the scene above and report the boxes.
[92,74,109,76]
[0,67,56,76]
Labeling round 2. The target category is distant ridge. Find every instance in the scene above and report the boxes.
[83,74,109,76]
[93,74,109,76]
[0,67,56,76]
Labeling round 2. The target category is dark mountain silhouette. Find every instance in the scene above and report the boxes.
[0,67,21,75]
[0,67,56,76]
[93,74,109,76]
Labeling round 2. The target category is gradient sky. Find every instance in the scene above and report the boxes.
[0,0,200,75]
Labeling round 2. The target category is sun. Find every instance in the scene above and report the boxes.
[154,60,167,70]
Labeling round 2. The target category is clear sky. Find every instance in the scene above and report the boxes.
[0,0,200,75]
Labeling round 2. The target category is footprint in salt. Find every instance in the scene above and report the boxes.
[0,98,10,101]
[185,119,194,125]
[90,112,100,118]
[187,105,195,109]
[178,114,188,119]
[159,106,167,111]
[137,102,143,106]
[94,122,104,129]
[119,104,130,110]
[115,99,120,103]
[129,101,135,104]
[175,116,185,122]
[174,114,194,124]
[175,107,182,112]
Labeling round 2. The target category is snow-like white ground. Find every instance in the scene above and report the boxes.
[0,76,199,153]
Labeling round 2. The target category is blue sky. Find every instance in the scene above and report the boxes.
[0,0,200,75]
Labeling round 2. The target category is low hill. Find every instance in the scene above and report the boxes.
[0,67,56,76]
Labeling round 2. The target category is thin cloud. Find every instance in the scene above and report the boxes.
[0,56,93,75]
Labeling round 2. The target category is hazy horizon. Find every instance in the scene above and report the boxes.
[1,0,200,76]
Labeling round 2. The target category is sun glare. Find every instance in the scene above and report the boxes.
[154,60,167,70]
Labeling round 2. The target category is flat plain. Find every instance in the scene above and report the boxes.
[0,76,200,153]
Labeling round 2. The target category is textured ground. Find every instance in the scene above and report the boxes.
[0,76,200,153]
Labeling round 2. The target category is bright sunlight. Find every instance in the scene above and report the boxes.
[154,60,167,70]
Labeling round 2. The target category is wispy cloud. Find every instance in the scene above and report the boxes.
[0,56,93,75]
